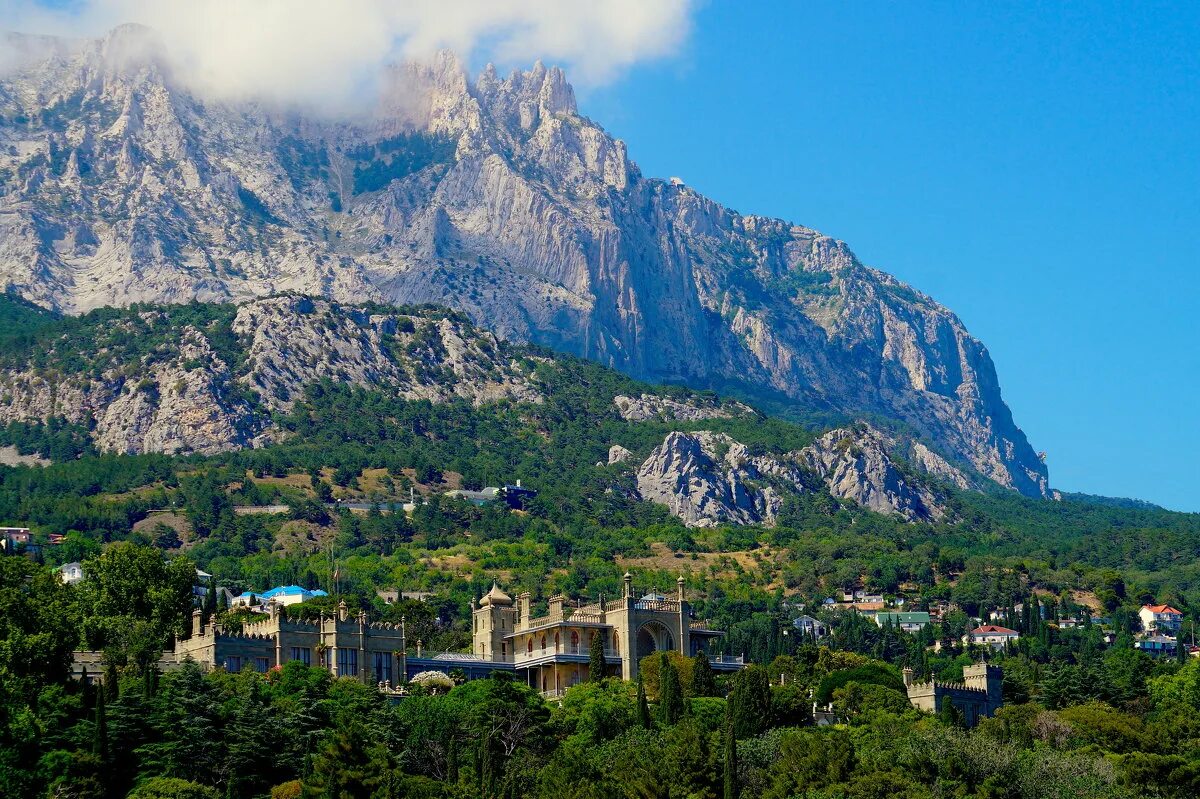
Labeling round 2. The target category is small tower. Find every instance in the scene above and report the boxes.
[472,582,517,662]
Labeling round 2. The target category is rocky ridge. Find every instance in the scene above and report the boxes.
[0,296,540,455]
[635,423,970,526]
[0,25,1047,496]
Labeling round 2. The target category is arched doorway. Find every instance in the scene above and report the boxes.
[636,621,675,660]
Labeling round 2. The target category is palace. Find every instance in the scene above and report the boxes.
[472,573,743,694]
[74,573,744,696]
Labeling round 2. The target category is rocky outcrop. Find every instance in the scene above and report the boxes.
[0,297,541,456]
[635,431,806,527]
[613,394,753,423]
[797,426,967,521]
[636,424,969,525]
[607,444,634,465]
[231,296,540,412]
[0,26,1047,496]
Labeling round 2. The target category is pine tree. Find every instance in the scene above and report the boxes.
[693,650,717,697]
[589,630,606,682]
[92,687,108,761]
[637,676,652,729]
[657,653,685,726]
[723,703,738,799]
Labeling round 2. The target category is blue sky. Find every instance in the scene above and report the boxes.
[578,2,1199,511]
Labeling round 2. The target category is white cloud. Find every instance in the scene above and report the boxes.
[0,0,694,110]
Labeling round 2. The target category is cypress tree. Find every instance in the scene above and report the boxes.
[693,650,717,697]
[637,676,652,729]
[723,706,738,799]
[103,662,119,701]
[657,653,685,726]
[477,727,495,799]
[589,630,606,682]
[92,688,108,761]
[939,696,963,728]
[447,731,459,785]
[202,579,217,623]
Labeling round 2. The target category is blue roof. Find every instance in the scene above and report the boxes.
[260,585,328,599]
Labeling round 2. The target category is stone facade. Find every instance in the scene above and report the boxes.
[903,663,1003,727]
[472,573,742,696]
[173,600,407,685]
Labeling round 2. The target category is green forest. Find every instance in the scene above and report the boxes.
[3,295,1200,797]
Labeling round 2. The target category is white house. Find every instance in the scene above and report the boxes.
[233,585,329,608]
[964,625,1020,650]
[792,615,828,638]
[1139,604,1183,635]
[58,562,84,584]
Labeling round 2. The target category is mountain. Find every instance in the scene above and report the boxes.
[0,295,540,456]
[0,24,1047,497]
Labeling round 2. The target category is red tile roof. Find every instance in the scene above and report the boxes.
[1143,605,1183,615]
[970,625,1019,635]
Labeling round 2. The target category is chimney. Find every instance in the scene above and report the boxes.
[519,592,532,626]
[676,575,686,602]
[903,667,914,688]
[192,608,203,637]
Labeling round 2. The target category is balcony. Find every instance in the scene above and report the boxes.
[514,646,622,666]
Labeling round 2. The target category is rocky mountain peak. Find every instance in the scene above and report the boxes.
[0,26,1049,498]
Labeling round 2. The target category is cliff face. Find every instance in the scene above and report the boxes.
[635,424,969,526]
[0,296,540,455]
[0,26,1047,495]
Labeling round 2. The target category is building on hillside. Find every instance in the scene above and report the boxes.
[377,589,437,604]
[0,526,31,551]
[232,585,329,608]
[1139,604,1183,635]
[875,611,931,634]
[58,562,84,584]
[499,481,537,510]
[903,663,1003,727]
[471,574,742,696]
[792,615,828,638]
[964,625,1020,650]
[1134,635,1178,657]
[444,487,500,506]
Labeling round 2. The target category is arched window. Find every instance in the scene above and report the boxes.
[571,630,579,651]
[527,638,533,654]
[540,635,547,650]
[554,632,560,651]
[612,631,619,654]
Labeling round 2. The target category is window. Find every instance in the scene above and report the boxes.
[501,643,507,658]
[290,647,311,666]
[571,631,579,651]
[255,657,270,673]
[540,635,547,650]
[554,632,560,651]
[225,655,242,672]
[337,648,358,677]
[527,639,533,654]
[612,631,619,654]
[372,652,392,684]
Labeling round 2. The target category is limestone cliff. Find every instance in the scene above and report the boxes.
[0,297,540,455]
[635,424,970,526]
[0,26,1047,495]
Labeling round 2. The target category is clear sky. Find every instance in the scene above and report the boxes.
[579,3,1199,512]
